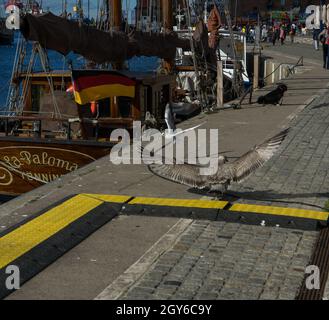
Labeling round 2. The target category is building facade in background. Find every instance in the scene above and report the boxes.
[232,0,317,17]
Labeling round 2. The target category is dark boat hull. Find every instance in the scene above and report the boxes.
[0,31,14,45]
[0,20,14,45]
[0,137,113,196]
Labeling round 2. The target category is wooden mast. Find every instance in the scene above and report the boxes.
[161,0,173,32]
[110,0,122,31]
[161,0,174,72]
[109,0,123,117]
[109,0,123,67]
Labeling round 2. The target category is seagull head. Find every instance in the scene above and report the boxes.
[218,155,228,164]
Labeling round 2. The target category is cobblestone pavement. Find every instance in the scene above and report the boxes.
[119,221,318,300]
[230,88,329,211]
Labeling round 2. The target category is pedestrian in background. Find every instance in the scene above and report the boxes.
[280,25,286,45]
[261,25,268,42]
[313,28,321,50]
[272,25,279,46]
[268,26,274,44]
[320,25,329,68]
[290,23,296,44]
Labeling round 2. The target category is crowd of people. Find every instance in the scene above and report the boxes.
[232,22,329,69]
[232,22,301,45]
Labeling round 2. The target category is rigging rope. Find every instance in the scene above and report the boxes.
[36,44,62,119]
[184,0,209,111]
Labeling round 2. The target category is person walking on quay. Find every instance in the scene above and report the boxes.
[261,25,268,42]
[268,26,273,44]
[313,27,321,50]
[290,23,296,44]
[280,25,286,45]
[320,25,329,68]
[272,25,279,46]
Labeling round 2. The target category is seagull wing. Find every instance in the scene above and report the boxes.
[168,122,207,138]
[227,128,290,183]
[148,162,209,189]
[148,128,289,189]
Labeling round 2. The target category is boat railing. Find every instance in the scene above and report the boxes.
[0,110,75,119]
[0,115,135,141]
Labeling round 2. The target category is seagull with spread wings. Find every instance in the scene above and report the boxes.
[147,128,290,196]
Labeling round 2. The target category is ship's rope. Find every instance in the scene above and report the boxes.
[18,43,37,114]
[6,35,22,112]
[184,0,209,111]
[157,0,161,32]
[36,44,62,119]
[138,0,143,30]
[148,0,152,32]
[125,0,131,32]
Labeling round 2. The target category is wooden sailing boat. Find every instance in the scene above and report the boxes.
[0,0,185,197]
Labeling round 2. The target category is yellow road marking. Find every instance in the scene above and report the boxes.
[230,203,329,221]
[0,195,103,269]
[1,192,327,271]
[129,197,228,209]
[83,194,131,203]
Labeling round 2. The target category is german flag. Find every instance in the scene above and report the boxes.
[71,70,136,105]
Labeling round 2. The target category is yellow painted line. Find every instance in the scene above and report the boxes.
[83,194,131,203]
[0,195,103,269]
[129,197,228,209]
[230,203,329,221]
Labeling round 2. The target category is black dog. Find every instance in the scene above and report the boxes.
[257,84,288,106]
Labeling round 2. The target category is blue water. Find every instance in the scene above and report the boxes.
[0,32,159,109]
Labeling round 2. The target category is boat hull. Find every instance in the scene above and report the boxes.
[0,138,113,196]
[0,32,13,45]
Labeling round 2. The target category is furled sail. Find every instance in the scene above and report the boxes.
[20,12,190,64]
[208,5,222,50]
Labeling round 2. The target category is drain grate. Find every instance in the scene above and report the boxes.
[296,227,329,300]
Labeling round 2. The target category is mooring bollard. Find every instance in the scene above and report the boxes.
[217,60,224,109]
[253,54,260,90]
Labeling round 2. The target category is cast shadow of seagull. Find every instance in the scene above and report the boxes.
[187,188,329,210]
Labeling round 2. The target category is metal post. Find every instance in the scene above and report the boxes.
[95,121,99,140]
[38,120,42,138]
[217,60,224,109]
[253,54,259,90]
[67,121,71,140]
